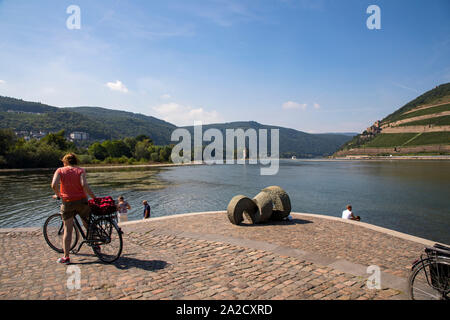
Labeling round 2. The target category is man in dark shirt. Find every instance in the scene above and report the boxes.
[143,200,151,219]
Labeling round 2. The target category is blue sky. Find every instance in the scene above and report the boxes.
[0,0,449,132]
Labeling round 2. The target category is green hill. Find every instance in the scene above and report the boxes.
[0,95,353,157]
[183,121,353,158]
[335,83,450,156]
[0,96,176,145]
[382,83,450,123]
[67,106,176,145]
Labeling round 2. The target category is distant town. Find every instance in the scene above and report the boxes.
[14,130,89,142]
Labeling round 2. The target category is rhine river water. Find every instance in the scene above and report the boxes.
[1,160,449,244]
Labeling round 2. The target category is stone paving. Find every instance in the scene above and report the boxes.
[0,211,433,300]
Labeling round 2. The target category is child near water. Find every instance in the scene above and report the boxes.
[117,196,131,223]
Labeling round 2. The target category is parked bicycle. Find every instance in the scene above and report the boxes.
[408,243,450,300]
[43,197,123,263]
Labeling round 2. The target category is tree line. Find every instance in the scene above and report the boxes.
[0,129,174,169]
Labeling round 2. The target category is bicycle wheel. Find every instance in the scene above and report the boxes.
[408,259,450,300]
[89,217,123,263]
[43,213,79,253]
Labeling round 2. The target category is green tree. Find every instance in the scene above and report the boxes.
[108,140,132,158]
[134,139,151,160]
[0,129,16,156]
[101,140,114,157]
[6,139,63,168]
[88,142,108,161]
[136,134,152,143]
[150,152,159,162]
[159,146,171,162]
[123,137,137,154]
[41,130,74,151]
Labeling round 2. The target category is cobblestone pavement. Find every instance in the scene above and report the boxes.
[0,212,427,300]
[139,212,427,278]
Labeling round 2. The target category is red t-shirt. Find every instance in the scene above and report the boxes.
[57,166,87,201]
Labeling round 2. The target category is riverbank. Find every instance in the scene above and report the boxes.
[330,155,450,160]
[2,156,450,172]
[1,211,444,300]
[0,161,203,173]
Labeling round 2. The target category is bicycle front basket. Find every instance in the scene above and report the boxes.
[88,196,117,216]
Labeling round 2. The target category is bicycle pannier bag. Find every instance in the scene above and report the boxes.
[429,263,450,289]
[88,196,117,216]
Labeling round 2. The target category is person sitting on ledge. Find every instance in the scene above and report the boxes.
[342,205,360,221]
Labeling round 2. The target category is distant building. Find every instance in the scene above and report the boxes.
[31,131,46,139]
[365,120,382,135]
[7,110,42,115]
[14,130,46,141]
[70,132,89,141]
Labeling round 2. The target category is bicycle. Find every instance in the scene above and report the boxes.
[408,243,450,300]
[43,198,123,263]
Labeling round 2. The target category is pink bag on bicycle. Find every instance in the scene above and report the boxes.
[88,196,117,216]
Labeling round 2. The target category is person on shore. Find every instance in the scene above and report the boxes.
[143,200,151,219]
[51,153,96,264]
[117,196,131,223]
[342,205,360,221]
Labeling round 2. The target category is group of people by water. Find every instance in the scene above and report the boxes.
[116,196,151,222]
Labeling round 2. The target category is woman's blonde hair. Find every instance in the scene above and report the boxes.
[62,153,79,165]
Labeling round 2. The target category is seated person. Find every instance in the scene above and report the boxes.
[342,205,360,221]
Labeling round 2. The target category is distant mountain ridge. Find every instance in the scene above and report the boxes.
[183,121,352,157]
[66,106,176,145]
[335,83,450,156]
[0,96,176,145]
[0,95,353,157]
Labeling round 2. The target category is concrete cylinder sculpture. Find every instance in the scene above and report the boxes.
[227,195,258,225]
[226,186,290,225]
[252,191,273,223]
[261,186,291,221]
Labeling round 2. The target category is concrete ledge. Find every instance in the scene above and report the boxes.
[290,212,447,247]
[0,227,40,233]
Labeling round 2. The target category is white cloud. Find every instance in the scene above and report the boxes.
[0,80,5,85]
[160,93,171,99]
[106,80,129,93]
[282,101,307,110]
[152,102,222,126]
[313,102,320,109]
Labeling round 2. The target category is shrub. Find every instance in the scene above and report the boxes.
[150,152,159,162]
[78,154,93,164]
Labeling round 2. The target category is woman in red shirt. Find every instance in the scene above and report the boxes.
[51,153,96,264]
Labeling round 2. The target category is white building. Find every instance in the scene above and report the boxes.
[70,132,89,140]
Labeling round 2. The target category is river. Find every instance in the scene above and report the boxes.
[1,160,449,244]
